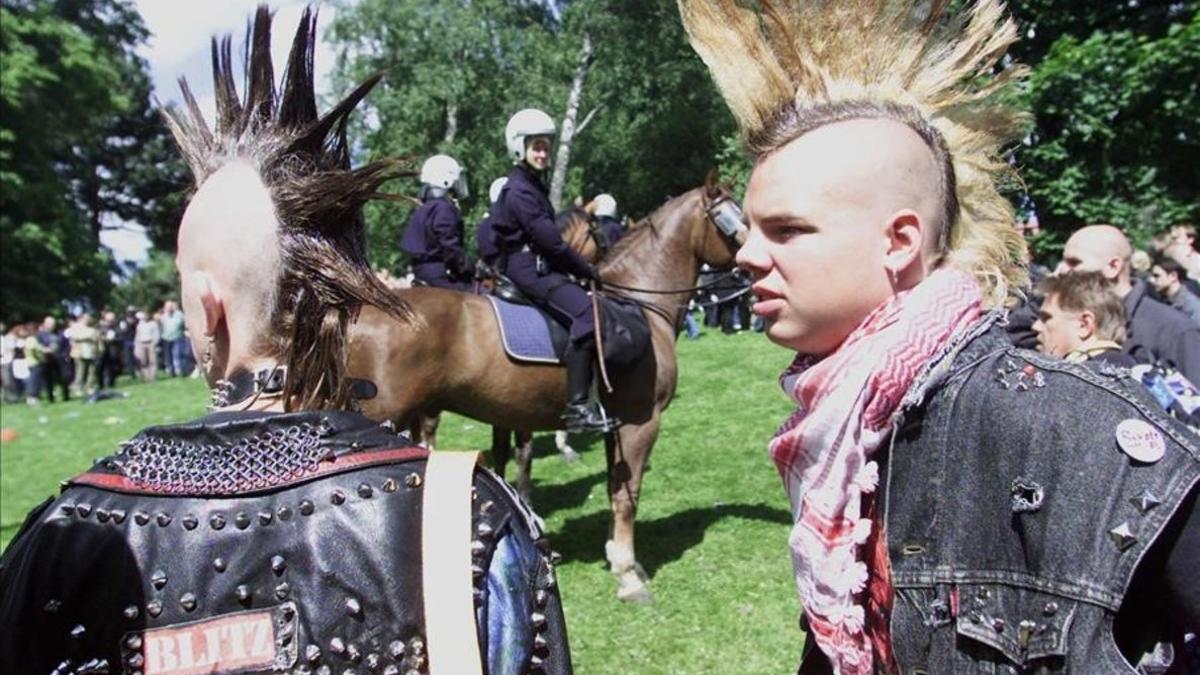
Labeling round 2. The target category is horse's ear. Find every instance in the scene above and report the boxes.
[704,168,721,198]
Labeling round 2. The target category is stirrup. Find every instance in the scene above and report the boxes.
[562,402,620,433]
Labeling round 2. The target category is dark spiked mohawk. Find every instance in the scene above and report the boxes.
[162,5,415,411]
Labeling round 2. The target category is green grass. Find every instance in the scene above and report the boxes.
[0,330,803,673]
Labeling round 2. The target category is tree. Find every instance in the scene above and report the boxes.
[0,0,187,321]
[1006,2,1198,256]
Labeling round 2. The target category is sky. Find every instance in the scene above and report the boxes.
[101,0,343,266]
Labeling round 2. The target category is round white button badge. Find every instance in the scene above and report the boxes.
[1115,419,1165,464]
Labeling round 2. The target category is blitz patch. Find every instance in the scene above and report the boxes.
[121,602,298,674]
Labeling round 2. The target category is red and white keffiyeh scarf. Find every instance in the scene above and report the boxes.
[769,268,982,674]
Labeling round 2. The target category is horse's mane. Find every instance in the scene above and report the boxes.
[599,189,700,279]
[162,5,414,411]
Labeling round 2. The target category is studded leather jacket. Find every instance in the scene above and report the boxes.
[0,410,571,675]
[797,313,1200,674]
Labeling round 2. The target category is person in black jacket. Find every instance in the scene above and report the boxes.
[1058,224,1200,383]
[401,154,472,290]
[491,108,613,433]
[0,10,572,675]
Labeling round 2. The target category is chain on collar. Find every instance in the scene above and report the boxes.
[113,420,334,495]
[210,365,288,410]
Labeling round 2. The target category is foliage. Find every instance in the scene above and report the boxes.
[0,0,186,321]
[1007,3,1199,254]
[329,0,734,271]
[1,330,803,674]
[109,248,179,312]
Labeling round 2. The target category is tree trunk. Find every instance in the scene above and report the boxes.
[444,100,459,145]
[549,32,594,211]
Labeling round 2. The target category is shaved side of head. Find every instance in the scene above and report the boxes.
[177,161,282,362]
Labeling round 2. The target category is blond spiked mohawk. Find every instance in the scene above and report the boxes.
[678,0,1031,306]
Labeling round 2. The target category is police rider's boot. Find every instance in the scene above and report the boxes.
[562,337,619,433]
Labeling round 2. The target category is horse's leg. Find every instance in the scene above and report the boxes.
[514,430,535,503]
[490,426,512,480]
[554,430,579,463]
[410,412,440,449]
[604,415,660,604]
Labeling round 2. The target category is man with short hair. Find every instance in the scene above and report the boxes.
[36,316,70,402]
[1059,224,1200,382]
[158,300,186,377]
[1033,271,1135,367]
[680,0,1199,672]
[1166,223,1200,283]
[0,10,571,673]
[1150,256,1200,325]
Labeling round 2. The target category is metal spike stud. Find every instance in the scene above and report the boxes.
[409,637,424,656]
[404,473,422,488]
[1108,522,1137,551]
[476,522,494,538]
[182,514,198,530]
[60,504,76,516]
[331,490,347,505]
[388,640,405,659]
[299,500,315,516]
[305,644,321,663]
[346,643,362,662]
[235,585,251,603]
[125,634,142,650]
[382,666,399,675]
[535,590,549,607]
[157,512,172,527]
[382,478,398,493]
[235,512,251,530]
[271,555,287,575]
[43,599,62,613]
[275,582,290,600]
[329,637,346,655]
[146,600,162,618]
[258,510,274,526]
[1129,490,1161,514]
[151,570,168,590]
[134,511,150,526]
[479,500,495,515]
[213,558,226,573]
[277,505,294,520]
[209,513,226,530]
[471,540,486,556]
[96,508,111,523]
[111,509,126,524]
[70,624,86,639]
[345,597,362,617]
[180,593,197,612]
[77,503,93,518]
[530,611,546,629]
[123,605,139,620]
[364,653,381,670]
[357,483,373,499]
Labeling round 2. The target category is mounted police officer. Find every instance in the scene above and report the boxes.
[592,193,625,250]
[476,176,508,272]
[401,154,472,290]
[491,109,615,433]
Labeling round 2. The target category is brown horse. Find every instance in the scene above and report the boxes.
[348,178,746,602]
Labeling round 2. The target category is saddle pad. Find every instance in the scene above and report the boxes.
[487,296,567,364]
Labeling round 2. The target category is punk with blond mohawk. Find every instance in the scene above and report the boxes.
[679,0,1030,306]
[682,2,1200,674]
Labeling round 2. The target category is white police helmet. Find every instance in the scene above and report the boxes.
[420,154,469,199]
[505,109,556,162]
[593,194,617,218]
[488,177,508,205]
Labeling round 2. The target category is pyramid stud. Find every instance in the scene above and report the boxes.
[1129,490,1161,514]
[1108,522,1137,551]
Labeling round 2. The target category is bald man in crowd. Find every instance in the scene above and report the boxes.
[1059,224,1200,383]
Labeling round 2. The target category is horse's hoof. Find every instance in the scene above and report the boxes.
[559,448,580,464]
[616,574,654,604]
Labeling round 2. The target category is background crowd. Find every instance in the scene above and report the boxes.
[0,300,193,406]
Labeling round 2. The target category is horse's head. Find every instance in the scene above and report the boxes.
[556,203,602,262]
[692,169,748,268]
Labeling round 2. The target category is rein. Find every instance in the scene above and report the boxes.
[599,270,742,295]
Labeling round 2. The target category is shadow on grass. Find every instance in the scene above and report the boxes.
[550,502,790,577]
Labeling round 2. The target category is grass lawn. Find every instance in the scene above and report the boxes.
[0,329,803,673]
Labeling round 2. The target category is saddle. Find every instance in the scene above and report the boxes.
[487,292,651,371]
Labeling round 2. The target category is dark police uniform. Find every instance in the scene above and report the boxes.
[0,410,572,675]
[477,211,500,269]
[594,215,624,252]
[492,164,599,342]
[401,195,471,290]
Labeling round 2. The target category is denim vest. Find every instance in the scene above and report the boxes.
[880,313,1200,673]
